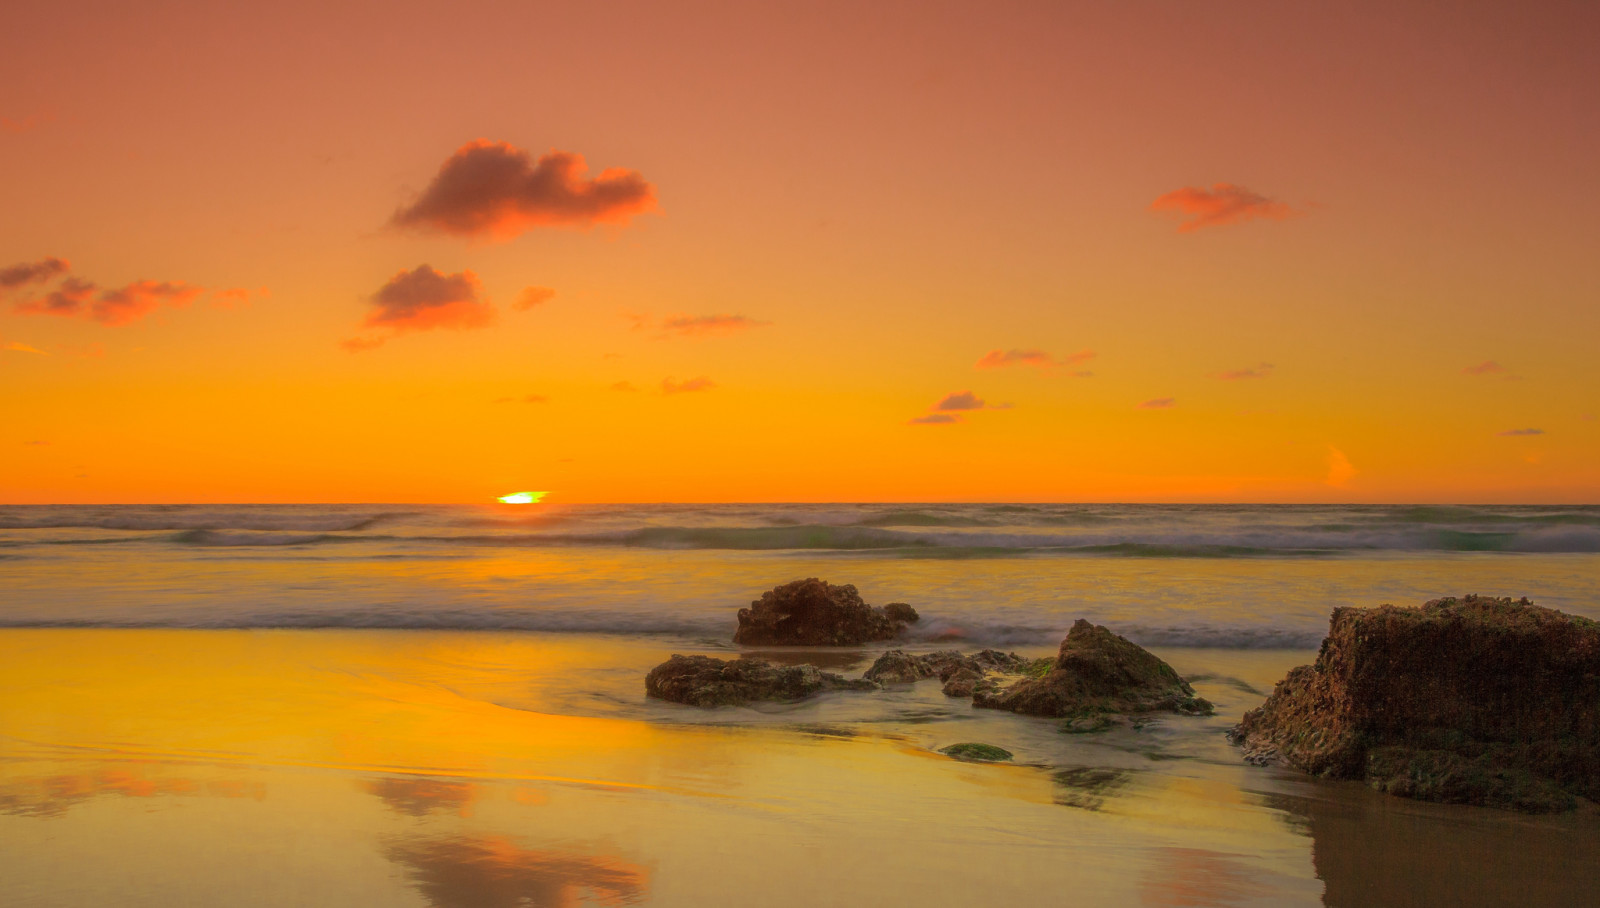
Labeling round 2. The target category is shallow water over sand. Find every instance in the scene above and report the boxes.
[4,629,1600,907]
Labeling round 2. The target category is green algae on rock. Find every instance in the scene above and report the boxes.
[939,743,1014,762]
[972,620,1214,719]
[1230,595,1600,813]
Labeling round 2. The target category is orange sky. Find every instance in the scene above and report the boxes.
[2,0,1597,503]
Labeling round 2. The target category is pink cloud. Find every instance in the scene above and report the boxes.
[1139,398,1176,409]
[1213,363,1274,380]
[1463,360,1512,376]
[975,348,1095,370]
[662,376,715,395]
[1,110,53,134]
[14,277,96,317]
[659,314,770,337]
[92,281,203,326]
[211,287,266,309]
[1150,184,1296,232]
[909,413,959,425]
[391,140,657,240]
[1497,428,1544,437]
[345,266,494,351]
[514,286,556,311]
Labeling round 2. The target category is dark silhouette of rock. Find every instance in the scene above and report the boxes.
[733,578,918,645]
[972,620,1212,718]
[645,654,879,707]
[1230,596,1600,813]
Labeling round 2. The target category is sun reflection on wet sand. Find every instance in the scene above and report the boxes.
[387,835,649,908]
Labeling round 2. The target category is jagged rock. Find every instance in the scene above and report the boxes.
[733,578,919,646]
[862,649,938,682]
[645,654,879,707]
[861,649,1031,691]
[972,620,1212,718]
[1231,596,1600,813]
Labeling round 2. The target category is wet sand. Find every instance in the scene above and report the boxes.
[3,629,1598,906]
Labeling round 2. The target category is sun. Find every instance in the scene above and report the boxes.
[496,491,547,504]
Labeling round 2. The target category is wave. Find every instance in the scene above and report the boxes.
[0,608,1324,648]
[0,512,409,533]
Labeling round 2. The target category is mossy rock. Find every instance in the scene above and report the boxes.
[939,742,1014,762]
[1061,715,1116,734]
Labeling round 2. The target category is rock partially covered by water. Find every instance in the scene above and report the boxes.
[973,620,1212,718]
[646,654,879,707]
[733,578,918,646]
[861,648,1033,694]
[1231,596,1600,813]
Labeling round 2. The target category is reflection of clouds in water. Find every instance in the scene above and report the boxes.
[0,769,263,819]
[1138,848,1274,907]
[1051,766,1136,811]
[387,835,648,908]
[366,776,476,817]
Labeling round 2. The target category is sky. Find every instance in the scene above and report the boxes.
[2,0,1597,504]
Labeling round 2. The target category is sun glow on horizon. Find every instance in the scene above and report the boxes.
[497,491,547,504]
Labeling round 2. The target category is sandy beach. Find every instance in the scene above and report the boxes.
[5,627,1600,907]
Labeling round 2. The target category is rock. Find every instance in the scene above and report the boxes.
[860,648,1031,692]
[733,578,918,646]
[939,743,1013,762]
[645,654,879,707]
[1230,596,1600,813]
[972,620,1212,718]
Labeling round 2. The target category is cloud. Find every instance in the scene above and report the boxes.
[4,341,48,354]
[909,413,960,425]
[1,110,53,134]
[1326,447,1356,487]
[662,376,715,394]
[1497,428,1545,437]
[0,257,69,291]
[975,348,1096,370]
[391,139,657,240]
[345,265,493,351]
[659,314,770,337]
[935,391,986,411]
[14,277,97,317]
[514,286,556,311]
[91,281,203,326]
[1139,397,1176,409]
[494,394,549,404]
[211,287,265,309]
[1150,184,1296,232]
[609,381,639,392]
[1462,360,1521,380]
[1213,362,1274,380]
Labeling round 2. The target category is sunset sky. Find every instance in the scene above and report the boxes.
[3,0,1597,503]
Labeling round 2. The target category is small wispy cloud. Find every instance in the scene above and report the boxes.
[1463,360,1522,380]
[514,286,556,311]
[609,381,639,392]
[975,348,1096,371]
[935,391,987,411]
[493,394,549,404]
[1497,428,1544,437]
[4,341,48,354]
[1150,183,1298,232]
[1138,397,1176,409]
[1326,447,1356,487]
[662,376,715,394]
[909,413,959,425]
[659,314,770,338]
[1213,362,1274,380]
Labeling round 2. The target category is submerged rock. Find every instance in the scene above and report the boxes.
[733,578,918,646]
[1230,596,1600,813]
[972,620,1212,718]
[861,648,1032,693]
[645,654,879,707]
[939,743,1014,762]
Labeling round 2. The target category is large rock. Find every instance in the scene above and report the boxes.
[972,619,1212,718]
[733,578,918,646]
[645,654,879,707]
[1231,596,1600,812]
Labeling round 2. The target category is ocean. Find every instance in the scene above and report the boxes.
[3,503,1599,906]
